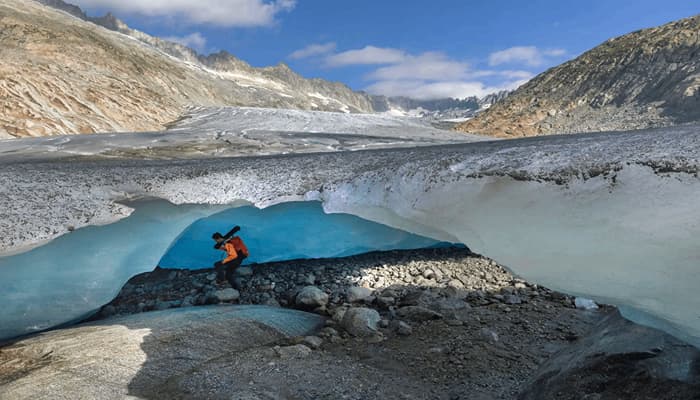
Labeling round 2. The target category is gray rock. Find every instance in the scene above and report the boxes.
[236,266,254,277]
[330,306,349,323]
[181,296,195,307]
[504,294,522,305]
[447,279,465,289]
[346,286,373,303]
[261,298,281,307]
[214,288,240,302]
[520,311,700,400]
[296,286,329,308]
[155,301,173,311]
[479,328,499,343]
[206,273,217,282]
[376,296,396,308]
[396,321,413,336]
[396,306,443,321]
[304,274,316,285]
[341,307,381,337]
[319,327,339,338]
[303,336,323,349]
[274,344,312,359]
[0,306,324,399]
[100,305,116,318]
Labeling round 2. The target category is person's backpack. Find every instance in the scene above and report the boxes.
[230,237,249,258]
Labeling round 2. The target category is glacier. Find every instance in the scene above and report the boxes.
[0,200,447,340]
[0,106,483,162]
[0,121,698,346]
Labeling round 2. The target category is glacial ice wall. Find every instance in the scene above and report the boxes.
[0,124,698,345]
[0,201,227,340]
[160,201,447,269]
[0,200,446,340]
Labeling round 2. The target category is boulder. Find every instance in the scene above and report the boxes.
[520,311,700,399]
[341,307,381,337]
[214,288,240,302]
[346,287,373,303]
[303,336,323,349]
[295,286,329,308]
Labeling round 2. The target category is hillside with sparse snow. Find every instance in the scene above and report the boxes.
[0,0,374,138]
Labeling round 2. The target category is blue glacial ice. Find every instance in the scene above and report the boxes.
[159,201,449,269]
[0,200,448,341]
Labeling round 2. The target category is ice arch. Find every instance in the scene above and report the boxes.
[159,201,449,269]
[0,200,449,341]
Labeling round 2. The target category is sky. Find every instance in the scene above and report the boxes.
[73,0,699,100]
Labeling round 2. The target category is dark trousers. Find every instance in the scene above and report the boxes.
[215,257,244,288]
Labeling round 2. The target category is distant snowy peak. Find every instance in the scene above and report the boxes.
[369,92,511,127]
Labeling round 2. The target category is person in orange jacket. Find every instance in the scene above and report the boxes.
[212,226,249,289]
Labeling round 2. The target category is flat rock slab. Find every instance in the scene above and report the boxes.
[0,305,324,400]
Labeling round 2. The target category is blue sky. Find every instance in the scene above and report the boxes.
[74,0,698,99]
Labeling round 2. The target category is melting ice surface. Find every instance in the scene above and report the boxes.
[0,201,447,341]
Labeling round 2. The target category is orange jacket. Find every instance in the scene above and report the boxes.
[222,237,249,263]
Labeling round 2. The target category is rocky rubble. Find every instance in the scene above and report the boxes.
[49,247,700,398]
[98,247,579,339]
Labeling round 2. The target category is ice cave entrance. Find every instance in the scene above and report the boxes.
[0,200,455,341]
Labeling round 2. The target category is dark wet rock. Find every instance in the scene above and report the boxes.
[519,311,700,400]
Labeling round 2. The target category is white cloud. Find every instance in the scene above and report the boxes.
[365,79,527,100]
[324,46,407,67]
[164,32,207,51]
[288,42,337,60]
[315,44,550,99]
[367,52,470,81]
[488,46,566,67]
[73,0,296,27]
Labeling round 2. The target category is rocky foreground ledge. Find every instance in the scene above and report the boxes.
[2,248,699,399]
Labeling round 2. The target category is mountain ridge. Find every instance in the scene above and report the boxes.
[456,15,700,137]
[0,0,374,138]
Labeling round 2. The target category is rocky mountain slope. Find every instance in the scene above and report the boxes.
[0,0,373,139]
[457,15,700,137]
